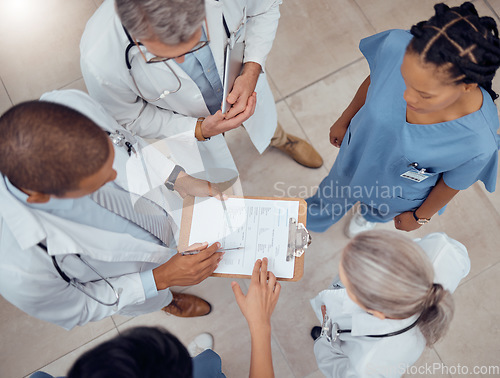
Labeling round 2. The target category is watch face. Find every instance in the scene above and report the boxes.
[417,219,429,225]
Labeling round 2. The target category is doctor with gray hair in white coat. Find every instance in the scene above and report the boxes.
[80,0,323,180]
[310,231,470,378]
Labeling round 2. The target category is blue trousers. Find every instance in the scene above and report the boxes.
[193,349,226,378]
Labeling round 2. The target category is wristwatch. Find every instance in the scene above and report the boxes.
[194,117,210,141]
[412,210,430,225]
[165,165,186,191]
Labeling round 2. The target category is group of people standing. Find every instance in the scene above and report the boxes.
[0,0,499,377]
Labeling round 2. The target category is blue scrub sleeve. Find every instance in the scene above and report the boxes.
[359,29,412,76]
[443,151,498,192]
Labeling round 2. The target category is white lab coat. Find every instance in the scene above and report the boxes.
[80,0,281,182]
[310,233,471,378]
[0,90,181,330]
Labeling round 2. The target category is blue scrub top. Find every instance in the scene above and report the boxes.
[307,29,499,229]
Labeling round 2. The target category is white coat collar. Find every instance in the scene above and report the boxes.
[0,175,172,263]
[351,309,419,337]
[343,291,420,337]
[314,287,420,337]
[5,177,73,211]
[0,176,47,250]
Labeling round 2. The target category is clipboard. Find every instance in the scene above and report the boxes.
[178,196,309,281]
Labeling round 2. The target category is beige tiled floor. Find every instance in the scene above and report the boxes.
[1,1,499,377]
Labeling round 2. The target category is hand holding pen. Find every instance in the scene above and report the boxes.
[182,246,243,256]
[153,242,223,289]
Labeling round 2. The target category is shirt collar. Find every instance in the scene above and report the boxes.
[5,177,74,211]
[351,307,419,336]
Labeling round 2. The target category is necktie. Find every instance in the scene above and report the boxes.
[90,183,173,246]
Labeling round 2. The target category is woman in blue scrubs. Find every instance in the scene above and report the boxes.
[307,2,500,235]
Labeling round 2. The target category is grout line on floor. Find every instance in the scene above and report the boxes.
[460,259,500,289]
[275,57,365,105]
[0,76,13,106]
[431,347,452,378]
[352,0,378,34]
[56,76,84,90]
[269,331,299,378]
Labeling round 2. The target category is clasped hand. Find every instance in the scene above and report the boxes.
[200,62,261,138]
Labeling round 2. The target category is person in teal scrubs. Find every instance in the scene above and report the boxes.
[307,2,500,235]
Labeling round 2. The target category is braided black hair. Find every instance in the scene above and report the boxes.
[408,2,500,100]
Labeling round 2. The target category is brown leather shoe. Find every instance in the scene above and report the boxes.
[162,292,212,317]
[274,134,323,168]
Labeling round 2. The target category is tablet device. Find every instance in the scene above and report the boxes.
[221,41,245,114]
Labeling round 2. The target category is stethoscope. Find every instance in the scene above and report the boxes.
[123,27,182,102]
[38,243,120,307]
[33,132,154,307]
[320,313,420,343]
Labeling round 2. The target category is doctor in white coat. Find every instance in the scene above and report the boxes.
[310,231,470,378]
[0,90,223,330]
[80,0,323,178]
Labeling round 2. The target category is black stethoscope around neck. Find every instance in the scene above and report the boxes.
[321,313,420,342]
[123,27,182,102]
[38,242,120,307]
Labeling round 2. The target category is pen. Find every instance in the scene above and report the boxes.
[181,247,244,256]
[221,197,234,232]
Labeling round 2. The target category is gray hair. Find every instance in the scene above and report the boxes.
[115,0,205,44]
[341,230,454,346]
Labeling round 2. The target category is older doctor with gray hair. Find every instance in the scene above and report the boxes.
[310,231,470,377]
[80,0,323,183]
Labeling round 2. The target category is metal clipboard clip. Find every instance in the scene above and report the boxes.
[286,218,312,261]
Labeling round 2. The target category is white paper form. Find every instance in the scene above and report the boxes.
[188,197,300,278]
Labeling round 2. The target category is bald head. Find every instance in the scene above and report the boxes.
[0,101,110,197]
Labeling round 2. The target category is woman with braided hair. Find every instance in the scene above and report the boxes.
[310,231,470,377]
[306,2,500,236]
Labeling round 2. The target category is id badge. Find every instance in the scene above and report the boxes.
[400,169,432,182]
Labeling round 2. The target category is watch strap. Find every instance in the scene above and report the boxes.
[165,165,186,191]
[412,210,430,224]
[195,117,209,141]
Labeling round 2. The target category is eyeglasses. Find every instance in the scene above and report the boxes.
[134,25,210,64]
[123,23,210,101]
[136,40,210,64]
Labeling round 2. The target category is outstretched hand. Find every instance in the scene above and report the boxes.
[174,171,225,200]
[232,258,279,378]
[231,258,281,330]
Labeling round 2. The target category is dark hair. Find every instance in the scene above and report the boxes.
[0,101,110,196]
[67,327,193,378]
[408,2,500,100]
